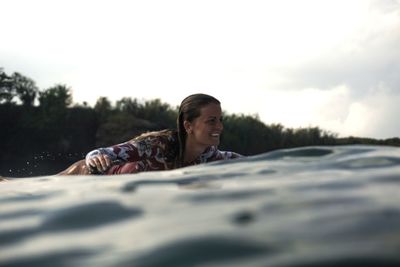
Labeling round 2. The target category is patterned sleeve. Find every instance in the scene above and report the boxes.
[85,137,163,164]
[217,151,244,159]
[202,148,243,162]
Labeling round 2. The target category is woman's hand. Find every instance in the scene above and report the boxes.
[87,154,112,173]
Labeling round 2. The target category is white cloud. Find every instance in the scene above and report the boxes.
[342,84,400,138]
[244,85,351,132]
[231,83,400,139]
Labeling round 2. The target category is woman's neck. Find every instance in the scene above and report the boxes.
[183,139,208,164]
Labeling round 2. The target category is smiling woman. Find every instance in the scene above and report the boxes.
[58,94,242,175]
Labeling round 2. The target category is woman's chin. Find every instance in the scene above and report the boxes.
[210,139,220,146]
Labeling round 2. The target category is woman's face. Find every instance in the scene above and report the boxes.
[185,103,223,148]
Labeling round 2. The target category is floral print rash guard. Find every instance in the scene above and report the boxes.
[85,130,242,174]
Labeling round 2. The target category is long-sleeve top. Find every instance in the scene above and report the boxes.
[85,130,242,174]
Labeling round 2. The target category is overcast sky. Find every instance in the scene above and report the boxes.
[1,0,399,139]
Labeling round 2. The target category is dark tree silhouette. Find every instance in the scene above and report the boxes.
[0,68,15,104]
[39,84,72,110]
[12,72,39,106]
[95,96,113,121]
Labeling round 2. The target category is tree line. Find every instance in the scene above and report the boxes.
[1,68,399,177]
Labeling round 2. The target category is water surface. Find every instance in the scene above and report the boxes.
[1,145,400,267]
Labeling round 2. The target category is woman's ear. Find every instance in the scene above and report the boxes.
[183,120,192,134]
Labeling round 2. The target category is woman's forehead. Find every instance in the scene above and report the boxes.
[199,103,222,116]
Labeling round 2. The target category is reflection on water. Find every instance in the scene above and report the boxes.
[1,145,400,267]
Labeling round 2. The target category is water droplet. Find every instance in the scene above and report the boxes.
[27,161,30,165]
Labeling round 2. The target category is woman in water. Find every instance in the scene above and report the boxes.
[59,94,242,175]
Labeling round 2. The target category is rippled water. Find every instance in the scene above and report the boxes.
[1,145,400,267]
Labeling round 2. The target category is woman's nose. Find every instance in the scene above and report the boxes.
[216,121,223,131]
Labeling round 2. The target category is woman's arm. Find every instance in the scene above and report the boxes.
[85,139,156,173]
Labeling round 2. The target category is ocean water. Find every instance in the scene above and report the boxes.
[1,145,400,267]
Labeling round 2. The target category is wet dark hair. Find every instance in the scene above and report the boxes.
[176,94,221,167]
